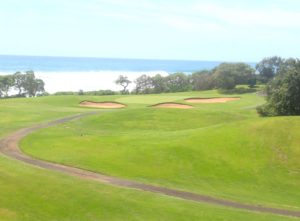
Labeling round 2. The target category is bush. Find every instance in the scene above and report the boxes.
[54,90,117,96]
[54,91,76,96]
[257,68,300,116]
[212,63,255,90]
[219,87,257,94]
[84,90,117,96]
[256,104,275,117]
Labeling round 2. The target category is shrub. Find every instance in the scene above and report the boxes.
[257,68,300,116]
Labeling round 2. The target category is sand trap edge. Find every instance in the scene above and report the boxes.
[150,102,194,109]
[79,101,127,109]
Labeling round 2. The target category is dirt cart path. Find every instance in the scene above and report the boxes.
[0,112,300,218]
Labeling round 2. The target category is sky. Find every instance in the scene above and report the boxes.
[1,0,300,62]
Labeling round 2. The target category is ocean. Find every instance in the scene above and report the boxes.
[0,55,254,93]
[0,55,223,73]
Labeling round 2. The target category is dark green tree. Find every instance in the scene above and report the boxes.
[191,70,214,90]
[212,63,255,90]
[0,76,4,97]
[256,56,283,83]
[78,89,84,95]
[134,74,153,94]
[115,75,131,94]
[13,71,25,96]
[0,75,14,97]
[165,73,190,92]
[23,71,45,97]
[257,68,300,116]
[151,74,167,94]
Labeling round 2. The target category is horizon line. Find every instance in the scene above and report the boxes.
[0,54,257,64]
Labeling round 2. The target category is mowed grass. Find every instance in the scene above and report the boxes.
[2,93,297,220]
[21,91,300,211]
[0,95,116,137]
[2,157,296,221]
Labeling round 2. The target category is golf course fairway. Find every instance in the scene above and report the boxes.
[1,91,300,220]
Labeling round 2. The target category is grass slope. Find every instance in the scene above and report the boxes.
[21,92,300,211]
[2,94,297,220]
[4,155,294,221]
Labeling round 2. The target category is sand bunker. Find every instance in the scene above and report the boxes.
[80,101,126,109]
[152,103,194,109]
[185,97,240,103]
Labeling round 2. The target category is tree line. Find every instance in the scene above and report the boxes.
[54,89,117,96]
[2,56,298,117]
[115,56,294,95]
[0,71,45,98]
[114,56,300,117]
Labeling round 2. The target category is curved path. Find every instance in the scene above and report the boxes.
[0,112,300,218]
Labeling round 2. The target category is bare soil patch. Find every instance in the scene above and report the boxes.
[185,97,240,104]
[80,101,126,109]
[152,103,194,109]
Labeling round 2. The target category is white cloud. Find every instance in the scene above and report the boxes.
[75,0,300,32]
[190,2,300,29]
